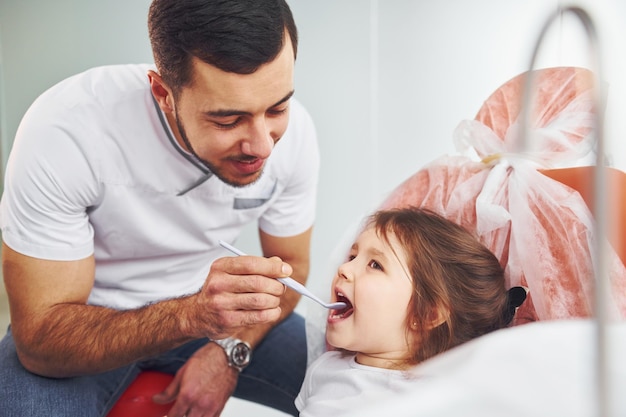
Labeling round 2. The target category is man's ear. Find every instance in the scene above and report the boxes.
[148,70,175,113]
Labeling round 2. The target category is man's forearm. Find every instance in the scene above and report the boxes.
[17,295,198,377]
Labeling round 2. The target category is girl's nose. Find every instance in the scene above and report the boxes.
[337,261,353,281]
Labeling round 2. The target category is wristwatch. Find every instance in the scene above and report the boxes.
[213,337,252,372]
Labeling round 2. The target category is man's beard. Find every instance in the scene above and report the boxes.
[174,114,263,188]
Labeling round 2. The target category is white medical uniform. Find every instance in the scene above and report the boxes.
[0,64,319,310]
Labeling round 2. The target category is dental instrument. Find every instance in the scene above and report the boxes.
[219,240,347,310]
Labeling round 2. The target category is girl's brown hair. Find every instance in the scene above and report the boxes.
[368,207,512,365]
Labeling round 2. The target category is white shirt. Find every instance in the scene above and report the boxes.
[0,64,319,309]
[295,351,422,417]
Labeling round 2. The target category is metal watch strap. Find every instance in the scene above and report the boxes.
[213,337,252,372]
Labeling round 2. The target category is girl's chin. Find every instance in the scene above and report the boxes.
[325,333,342,349]
[325,334,354,352]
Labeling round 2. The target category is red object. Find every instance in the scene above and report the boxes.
[379,67,626,323]
[539,166,626,267]
[106,371,174,417]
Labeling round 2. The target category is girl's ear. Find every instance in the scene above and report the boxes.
[148,70,175,113]
[409,304,449,331]
[423,305,450,330]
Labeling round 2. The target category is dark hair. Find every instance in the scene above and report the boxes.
[148,0,298,91]
[368,207,517,365]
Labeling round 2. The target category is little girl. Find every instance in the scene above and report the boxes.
[296,207,525,416]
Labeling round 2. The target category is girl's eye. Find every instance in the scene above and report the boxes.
[368,259,383,271]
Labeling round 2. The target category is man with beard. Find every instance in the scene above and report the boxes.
[0,1,318,416]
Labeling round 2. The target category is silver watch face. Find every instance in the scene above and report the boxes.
[231,342,251,367]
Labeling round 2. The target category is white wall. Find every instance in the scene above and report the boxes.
[1,1,625,416]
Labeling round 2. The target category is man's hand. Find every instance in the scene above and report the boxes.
[184,254,291,339]
[153,342,237,417]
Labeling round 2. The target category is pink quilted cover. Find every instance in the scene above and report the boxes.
[380,67,626,324]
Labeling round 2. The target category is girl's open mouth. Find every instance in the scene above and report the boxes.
[328,291,354,320]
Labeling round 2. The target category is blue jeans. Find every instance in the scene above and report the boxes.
[0,312,306,416]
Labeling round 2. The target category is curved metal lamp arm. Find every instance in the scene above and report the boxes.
[517,6,609,417]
